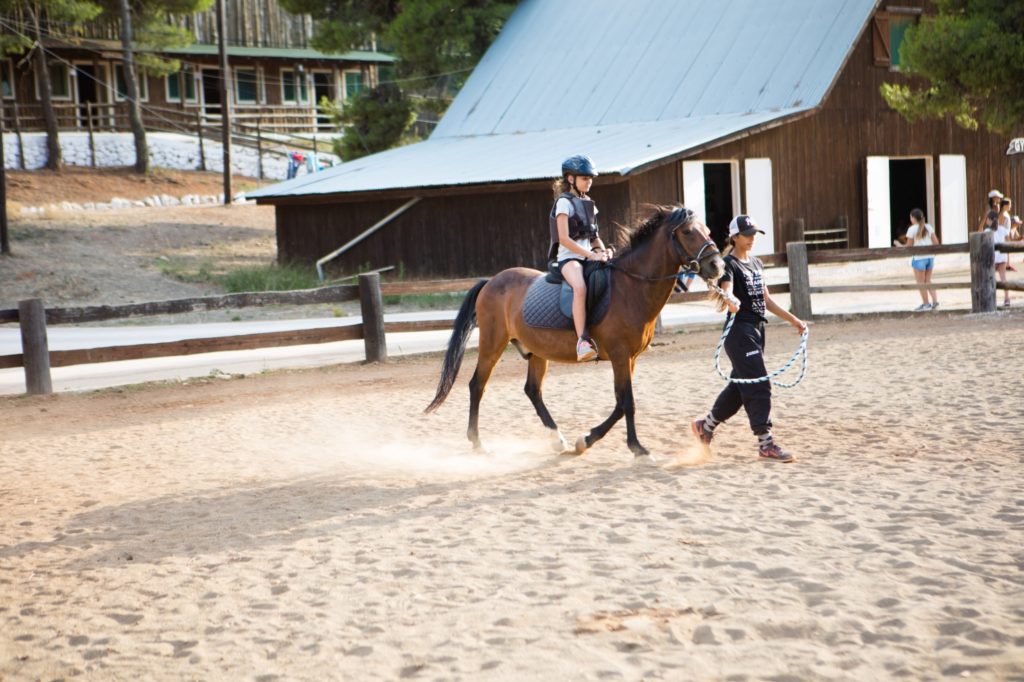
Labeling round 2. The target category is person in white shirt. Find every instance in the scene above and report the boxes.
[994,198,1014,307]
[546,155,611,361]
[893,208,939,311]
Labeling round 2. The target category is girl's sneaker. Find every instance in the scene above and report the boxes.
[758,442,795,463]
[576,338,597,362]
[690,419,714,446]
[913,303,932,312]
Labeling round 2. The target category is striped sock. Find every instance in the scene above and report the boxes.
[704,412,720,431]
[757,431,774,449]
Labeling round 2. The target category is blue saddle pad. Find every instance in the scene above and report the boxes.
[521,274,612,330]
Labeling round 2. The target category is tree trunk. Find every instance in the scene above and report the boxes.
[31,10,61,171]
[118,0,148,174]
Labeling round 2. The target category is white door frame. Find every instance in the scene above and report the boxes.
[744,158,774,256]
[939,154,968,244]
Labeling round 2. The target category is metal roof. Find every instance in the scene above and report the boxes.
[249,0,878,200]
[250,110,806,198]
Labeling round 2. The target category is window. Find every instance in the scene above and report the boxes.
[889,16,915,69]
[166,71,197,102]
[47,63,70,99]
[872,8,922,69]
[343,71,363,99]
[235,68,258,103]
[114,64,147,101]
[1,60,13,99]
[281,68,308,104]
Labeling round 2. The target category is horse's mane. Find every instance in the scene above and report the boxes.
[614,205,694,258]
[613,204,727,310]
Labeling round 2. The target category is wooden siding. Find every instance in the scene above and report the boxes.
[687,0,1019,249]
[276,180,635,279]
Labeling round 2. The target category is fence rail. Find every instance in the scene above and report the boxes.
[1,234,1021,395]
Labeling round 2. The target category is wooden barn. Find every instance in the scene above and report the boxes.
[248,0,1023,279]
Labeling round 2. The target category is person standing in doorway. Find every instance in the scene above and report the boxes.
[893,208,940,311]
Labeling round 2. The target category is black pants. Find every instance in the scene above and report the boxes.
[710,318,772,435]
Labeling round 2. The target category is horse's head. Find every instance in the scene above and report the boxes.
[665,207,725,283]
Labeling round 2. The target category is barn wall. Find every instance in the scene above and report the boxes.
[689,0,1018,248]
[275,179,639,278]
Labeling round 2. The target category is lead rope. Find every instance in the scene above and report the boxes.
[706,283,809,388]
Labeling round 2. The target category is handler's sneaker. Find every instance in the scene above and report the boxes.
[576,338,597,362]
[690,418,714,446]
[758,442,795,463]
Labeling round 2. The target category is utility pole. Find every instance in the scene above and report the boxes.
[216,0,232,204]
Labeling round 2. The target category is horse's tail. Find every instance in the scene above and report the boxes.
[424,278,489,414]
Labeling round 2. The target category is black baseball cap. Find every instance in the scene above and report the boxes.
[728,215,765,237]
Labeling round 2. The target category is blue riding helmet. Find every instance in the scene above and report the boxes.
[561,155,598,177]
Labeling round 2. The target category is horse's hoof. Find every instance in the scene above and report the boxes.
[630,444,651,457]
[549,430,569,453]
[634,453,658,467]
[575,434,589,454]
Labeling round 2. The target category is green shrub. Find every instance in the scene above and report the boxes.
[220,264,320,293]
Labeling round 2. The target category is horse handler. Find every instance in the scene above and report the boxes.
[690,215,806,463]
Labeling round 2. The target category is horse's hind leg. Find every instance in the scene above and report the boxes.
[524,355,568,453]
[467,327,508,451]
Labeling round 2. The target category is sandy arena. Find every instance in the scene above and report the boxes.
[1,312,1023,680]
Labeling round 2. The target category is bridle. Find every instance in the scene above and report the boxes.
[609,210,719,283]
[671,224,717,276]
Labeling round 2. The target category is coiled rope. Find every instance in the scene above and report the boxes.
[707,283,809,388]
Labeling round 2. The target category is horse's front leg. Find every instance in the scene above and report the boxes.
[524,355,569,453]
[575,356,648,456]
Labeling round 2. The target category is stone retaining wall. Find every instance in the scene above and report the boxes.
[2,131,338,182]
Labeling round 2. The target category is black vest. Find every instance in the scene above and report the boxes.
[547,193,598,261]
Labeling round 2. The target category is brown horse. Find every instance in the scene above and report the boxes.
[424,206,726,458]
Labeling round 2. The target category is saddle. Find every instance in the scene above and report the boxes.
[522,261,612,330]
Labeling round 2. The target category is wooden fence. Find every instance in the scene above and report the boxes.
[2,235,1022,395]
[0,101,328,177]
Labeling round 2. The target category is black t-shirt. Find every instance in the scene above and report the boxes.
[719,254,766,323]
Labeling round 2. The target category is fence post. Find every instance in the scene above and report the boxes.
[196,109,206,171]
[86,101,96,167]
[837,214,849,247]
[970,231,996,313]
[359,272,387,362]
[787,241,812,320]
[18,299,52,395]
[256,114,263,180]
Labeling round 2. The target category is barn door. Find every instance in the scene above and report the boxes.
[939,154,968,244]
[866,156,891,248]
[682,161,706,224]
[744,158,774,255]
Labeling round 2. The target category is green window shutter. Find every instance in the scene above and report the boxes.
[344,72,363,98]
